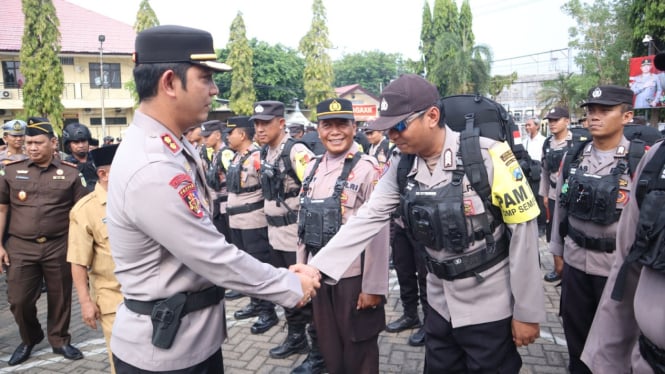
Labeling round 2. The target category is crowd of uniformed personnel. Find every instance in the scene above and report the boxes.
[1,23,665,374]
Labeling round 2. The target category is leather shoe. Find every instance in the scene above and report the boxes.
[251,311,278,334]
[52,344,83,360]
[408,326,425,346]
[385,314,420,333]
[234,301,260,320]
[544,270,561,283]
[8,339,41,366]
[225,290,244,300]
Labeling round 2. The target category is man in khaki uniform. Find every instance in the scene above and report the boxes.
[68,144,121,373]
[107,26,319,372]
[253,100,321,366]
[549,85,642,373]
[297,98,389,374]
[225,115,280,334]
[0,118,89,366]
[294,74,545,373]
[0,119,26,166]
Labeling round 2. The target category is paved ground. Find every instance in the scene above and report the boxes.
[0,236,569,373]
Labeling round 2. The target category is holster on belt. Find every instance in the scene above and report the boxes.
[150,293,187,349]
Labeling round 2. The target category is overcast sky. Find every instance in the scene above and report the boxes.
[66,0,575,67]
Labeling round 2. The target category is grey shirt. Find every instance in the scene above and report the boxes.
[108,111,303,371]
[582,140,664,374]
[310,126,545,328]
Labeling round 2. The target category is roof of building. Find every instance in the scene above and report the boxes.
[334,84,379,101]
[0,0,136,55]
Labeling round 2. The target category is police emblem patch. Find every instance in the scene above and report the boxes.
[380,98,388,111]
[329,100,342,112]
[254,104,264,113]
[178,181,204,218]
[592,87,602,98]
[616,190,628,204]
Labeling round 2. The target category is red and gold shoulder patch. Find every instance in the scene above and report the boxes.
[616,190,628,205]
[60,160,78,168]
[169,173,203,218]
[161,133,180,154]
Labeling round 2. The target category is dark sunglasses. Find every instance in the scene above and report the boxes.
[391,109,428,132]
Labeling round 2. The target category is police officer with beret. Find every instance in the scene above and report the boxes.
[63,122,96,190]
[107,25,319,372]
[0,119,27,166]
[0,117,89,366]
[293,74,545,373]
[581,54,665,374]
[549,85,644,373]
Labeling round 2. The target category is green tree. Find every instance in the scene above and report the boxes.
[226,12,256,115]
[299,0,335,119]
[563,0,630,85]
[133,0,159,32]
[20,0,64,131]
[333,51,404,96]
[126,0,160,106]
[216,40,305,104]
[489,72,518,99]
[626,0,665,56]
[430,32,492,95]
[419,2,433,75]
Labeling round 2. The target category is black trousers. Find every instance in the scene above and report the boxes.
[424,309,521,373]
[560,263,606,374]
[391,223,429,318]
[230,227,274,312]
[271,248,310,325]
[113,349,223,373]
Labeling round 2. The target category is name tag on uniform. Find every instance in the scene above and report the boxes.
[15,175,29,180]
[53,176,66,180]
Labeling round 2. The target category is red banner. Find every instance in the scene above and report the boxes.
[352,104,377,120]
[629,55,664,109]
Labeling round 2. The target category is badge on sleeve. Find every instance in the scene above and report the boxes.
[169,173,203,218]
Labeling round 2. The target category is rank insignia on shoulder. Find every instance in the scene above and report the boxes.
[61,161,78,168]
[161,133,180,154]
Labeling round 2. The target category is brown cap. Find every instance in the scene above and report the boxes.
[368,74,439,131]
[544,107,570,120]
[249,101,285,121]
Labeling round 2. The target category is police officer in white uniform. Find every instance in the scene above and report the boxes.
[107,25,319,373]
[293,74,545,373]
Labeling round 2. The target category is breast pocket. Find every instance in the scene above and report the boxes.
[47,180,74,204]
[12,181,38,207]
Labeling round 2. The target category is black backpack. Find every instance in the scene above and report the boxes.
[397,94,534,221]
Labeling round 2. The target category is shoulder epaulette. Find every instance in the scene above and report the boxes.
[3,159,25,167]
[60,160,79,168]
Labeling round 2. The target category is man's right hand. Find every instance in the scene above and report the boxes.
[554,255,564,276]
[0,245,9,273]
[294,271,321,308]
[81,300,101,329]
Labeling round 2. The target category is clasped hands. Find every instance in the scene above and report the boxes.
[290,263,322,308]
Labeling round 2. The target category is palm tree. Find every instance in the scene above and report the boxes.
[429,31,492,96]
[537,73,578,115]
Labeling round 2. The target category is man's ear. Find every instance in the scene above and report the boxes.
[160,70,178,98]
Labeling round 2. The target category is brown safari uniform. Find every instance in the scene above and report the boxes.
[0,157,88,347]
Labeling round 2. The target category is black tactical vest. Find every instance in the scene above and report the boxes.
[612,142,665,301]
[260,139,303,202]
[226,148,261,194]
[400,169,469,253]
[298,153,361,255]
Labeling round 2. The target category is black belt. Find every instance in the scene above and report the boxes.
[226,201,264,216]
[640,334,665,374]
[567,226,615,253]
[425,234,509,281]
[214,196,228,203]
[124,286,225,316]
[266,211,298,227]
